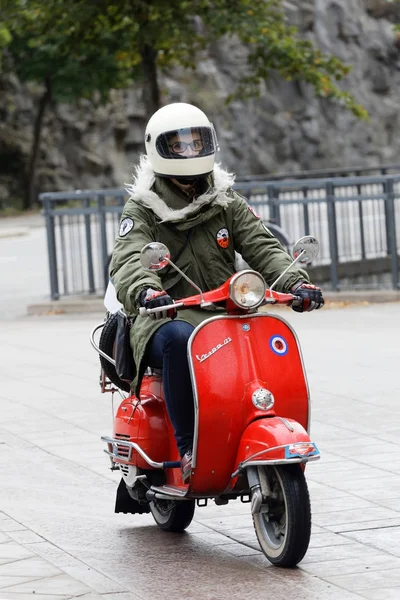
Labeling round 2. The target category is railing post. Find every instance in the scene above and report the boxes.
[357,183,366,260]
[41,196,59,300]
[98,195,109,292]
[83,197,95,294]
[384,178,399,289]
[326,181,339,290]
[267,185,281,226]
[302,187,310,235]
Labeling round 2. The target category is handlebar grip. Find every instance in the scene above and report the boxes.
[139,302,184,317]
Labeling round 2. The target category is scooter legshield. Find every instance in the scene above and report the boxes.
[188,313,310,495]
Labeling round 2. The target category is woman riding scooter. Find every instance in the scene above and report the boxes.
[109,102,324,483]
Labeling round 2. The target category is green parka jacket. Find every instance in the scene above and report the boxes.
[110,156,310,394]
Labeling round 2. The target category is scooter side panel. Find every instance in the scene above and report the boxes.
[188,313,309,494]
[112,376,176,470]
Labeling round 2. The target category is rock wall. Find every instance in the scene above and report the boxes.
[1,0,400,205]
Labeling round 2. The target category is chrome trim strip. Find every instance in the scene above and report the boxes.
[101,436,164,469]
[231,442,320,476]
[241,442,300,461]
[90,323,116,366]
[231,455,320,477]
[237,455,320,471]
[279,417,295,432]
[243,441,318,461]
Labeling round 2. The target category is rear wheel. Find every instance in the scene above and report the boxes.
[252,465,311,567]
[150,499,195,532]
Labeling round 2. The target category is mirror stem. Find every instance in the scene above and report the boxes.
[166,258,206,303]
[268,250,305,294]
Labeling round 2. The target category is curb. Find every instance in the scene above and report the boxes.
[27,296,105,316]
[323,290,400,304]
[0,227,30,239]
[27,291,400,316]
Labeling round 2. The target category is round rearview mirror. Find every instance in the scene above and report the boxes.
[292,236,319,265]
[140,242,171,271]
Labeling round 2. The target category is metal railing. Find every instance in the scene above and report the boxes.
[236,163,400,182]
[41,188,126,300]
[236,175,400,291]
[40,173,400,299]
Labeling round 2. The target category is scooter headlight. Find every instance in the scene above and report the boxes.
[229,271,266,309]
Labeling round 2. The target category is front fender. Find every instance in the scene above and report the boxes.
[234,417,319,474]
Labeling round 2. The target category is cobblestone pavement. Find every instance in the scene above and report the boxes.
[0,304,399,599]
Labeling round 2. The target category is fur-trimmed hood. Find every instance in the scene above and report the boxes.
[125,155,236,223]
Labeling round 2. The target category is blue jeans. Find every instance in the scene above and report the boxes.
[144,321,195,457]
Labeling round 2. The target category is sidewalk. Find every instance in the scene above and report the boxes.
[0,512,140,600]
[0,212,44,239]
[1,305,400,599]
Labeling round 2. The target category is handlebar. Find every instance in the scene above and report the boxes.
[139,302,184,317]
[139,289,295,318]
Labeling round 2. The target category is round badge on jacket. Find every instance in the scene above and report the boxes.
[216,228,229,249]
[119,217,134,237]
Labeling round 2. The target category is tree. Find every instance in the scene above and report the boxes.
[82,0,367,119]
[1,0,367,209]
[1,0,134,209]
[27,0,365,120]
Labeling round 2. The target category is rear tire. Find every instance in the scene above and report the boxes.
[150,499,195,532]
[252,465,311,567]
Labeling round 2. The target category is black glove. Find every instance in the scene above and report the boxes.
[139,288,177,320]
[291,281,324,313]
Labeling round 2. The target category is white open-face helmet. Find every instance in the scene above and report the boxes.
[144,103,219,180]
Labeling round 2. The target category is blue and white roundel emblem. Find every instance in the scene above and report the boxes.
[269,335,288,356]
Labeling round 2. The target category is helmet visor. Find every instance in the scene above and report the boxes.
[156,127,216,159]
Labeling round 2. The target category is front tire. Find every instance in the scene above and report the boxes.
[150,499,195,532]
[252,465,311,567]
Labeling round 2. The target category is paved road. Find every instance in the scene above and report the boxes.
[0,215,49,320]
[0,303,399,599]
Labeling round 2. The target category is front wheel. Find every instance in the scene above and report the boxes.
[252,464,311,567]
[150,499,195,532]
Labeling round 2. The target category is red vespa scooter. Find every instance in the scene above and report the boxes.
[92,236,321,567]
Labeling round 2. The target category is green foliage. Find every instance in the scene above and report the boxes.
[0,25,11,48]
[1,0,134,103]
[85,0,366,118]
[0,22,12,69]
[1,0,367,114]
[200,0,368,119]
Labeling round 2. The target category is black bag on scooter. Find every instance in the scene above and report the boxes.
[115,310,136,383]
[98,311,135,392]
